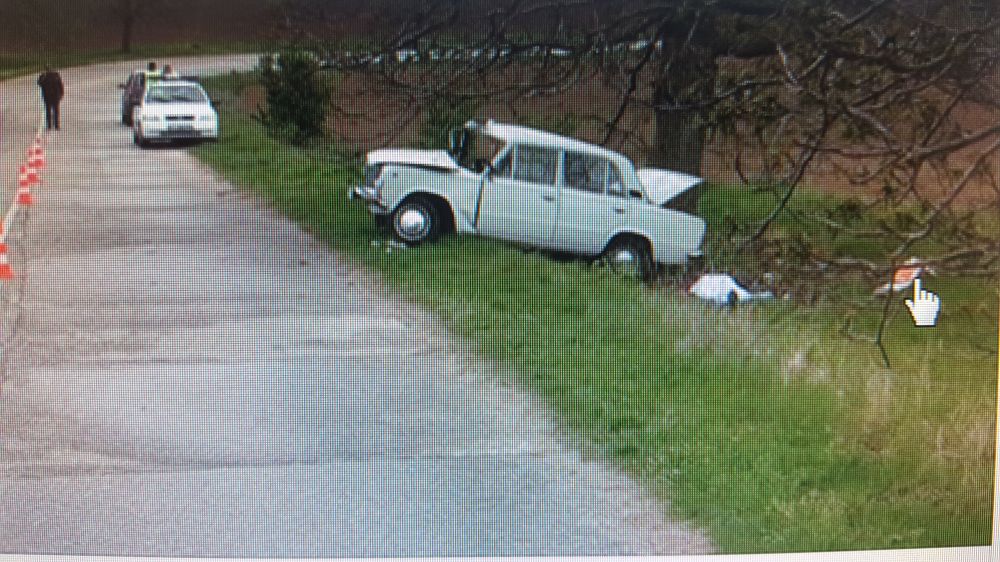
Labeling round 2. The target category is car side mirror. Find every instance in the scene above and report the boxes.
[628,189,644,199]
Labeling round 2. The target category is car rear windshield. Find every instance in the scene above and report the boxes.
[146,85,207,103]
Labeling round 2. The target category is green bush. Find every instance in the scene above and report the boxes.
[256,51,330,145]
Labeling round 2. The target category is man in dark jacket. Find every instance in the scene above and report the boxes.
[37,66,64,130]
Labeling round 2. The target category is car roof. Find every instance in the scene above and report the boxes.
[477,120,627,162]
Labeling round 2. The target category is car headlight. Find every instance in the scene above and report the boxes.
[357,184,381,202]
[364,164,384,185]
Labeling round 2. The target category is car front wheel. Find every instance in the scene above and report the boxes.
[601,238,653,282]
[391,198,439,245]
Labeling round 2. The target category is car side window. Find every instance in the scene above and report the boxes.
[606,162,625,197]
[564,152,607,194]
[514,145,558,185]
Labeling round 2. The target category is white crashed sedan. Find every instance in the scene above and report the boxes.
[132,80,218,147]
[351,119,707,279]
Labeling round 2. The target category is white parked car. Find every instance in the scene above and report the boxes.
[351,120,707,278]
[132,80,218,147]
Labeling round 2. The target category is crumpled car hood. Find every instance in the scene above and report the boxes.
[637,168,703,206]
[367,148,459,171]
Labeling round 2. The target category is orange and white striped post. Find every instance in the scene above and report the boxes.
[17,165,35,206]
[0,206,14,280]
[0,247,14,280]
[28,144,45,171]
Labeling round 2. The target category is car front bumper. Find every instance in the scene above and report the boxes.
[141,123,218,140]
[349,185,387,210]
[686,251,705,269]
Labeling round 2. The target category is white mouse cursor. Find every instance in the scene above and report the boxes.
[904,278,940,327]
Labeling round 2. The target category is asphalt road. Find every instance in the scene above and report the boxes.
[0,56,713,558]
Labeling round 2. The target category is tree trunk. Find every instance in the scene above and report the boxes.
[650,106,705,176]
[648,49,712,176]
[120,0,135,53]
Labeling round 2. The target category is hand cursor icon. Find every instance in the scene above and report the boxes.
[904,278,939,327]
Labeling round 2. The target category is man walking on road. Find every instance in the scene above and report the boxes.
[37,66,64,130]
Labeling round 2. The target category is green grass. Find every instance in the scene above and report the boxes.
[700,184,1000,270]
[192,75,998,553]
[0,41,264,81]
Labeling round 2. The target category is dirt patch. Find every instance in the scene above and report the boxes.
[326,67,999,208]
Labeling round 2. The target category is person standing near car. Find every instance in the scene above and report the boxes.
[37,66,64,130]
[146,61,163,85]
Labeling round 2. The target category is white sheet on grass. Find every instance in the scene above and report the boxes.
[689,274,773,306]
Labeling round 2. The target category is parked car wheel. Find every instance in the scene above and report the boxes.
[391,198,439,245]
[133,131,147,148]
[601,237,653,281]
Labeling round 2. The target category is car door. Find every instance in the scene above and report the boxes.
[549,152,617,256]
[477,145,560,247]
[129,73,145,106]
[602,161,637,237]
[121,74,136,116]
[123,72,145,122]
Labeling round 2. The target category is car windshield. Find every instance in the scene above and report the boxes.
[146,85,207,104]
[453,131,505,172]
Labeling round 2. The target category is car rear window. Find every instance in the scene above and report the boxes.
[146,85,207,103]
[607,163,625,197]
[564,152,608,193]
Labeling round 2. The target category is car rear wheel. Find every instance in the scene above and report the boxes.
[133,131,148,148]
[601,238,653,282]
[391,198,439,245]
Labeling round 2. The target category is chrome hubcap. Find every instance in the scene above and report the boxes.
[607,248,641,277]
[397,207,430,240]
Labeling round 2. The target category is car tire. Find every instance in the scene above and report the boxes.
[373,214,391,233]
[123,105,134,126]
[601,237,653,282]
[390,198,439,245]
[133,131,147,148]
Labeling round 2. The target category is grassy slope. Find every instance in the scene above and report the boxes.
[192,76,998,553]
[0,42,260,81]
